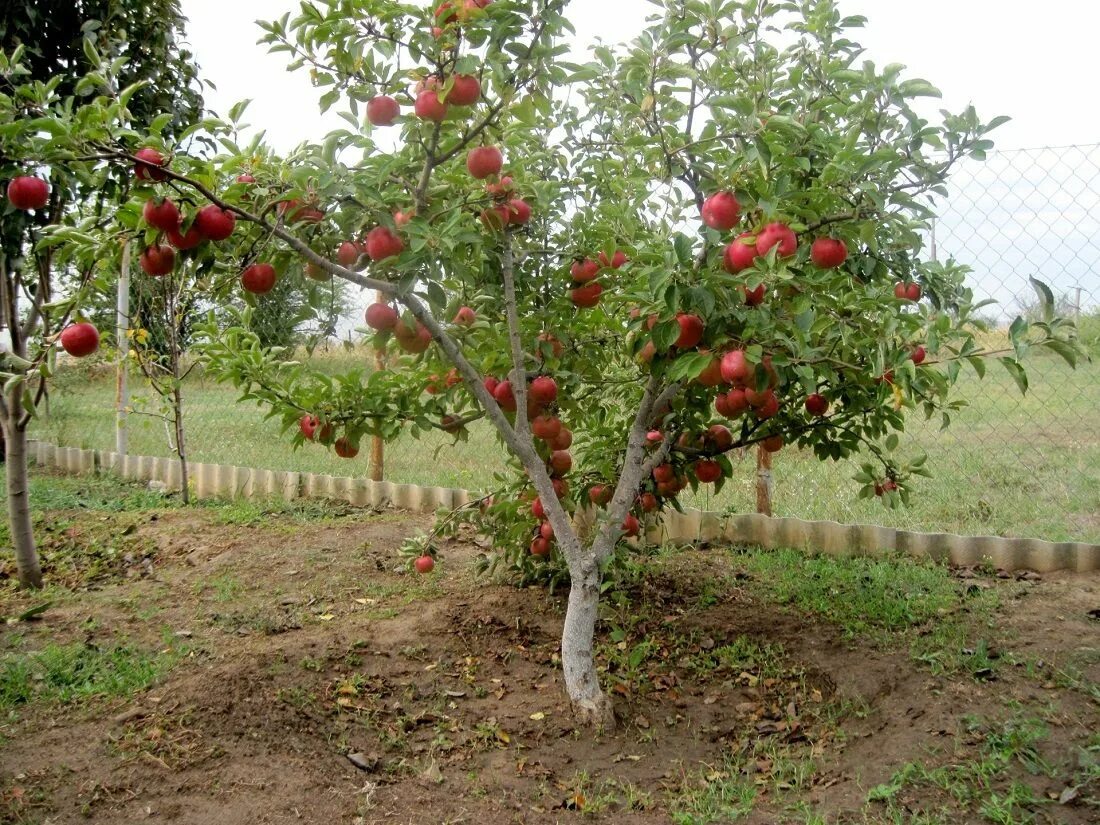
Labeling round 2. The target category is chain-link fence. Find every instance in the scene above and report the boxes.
[37,145,1100,545]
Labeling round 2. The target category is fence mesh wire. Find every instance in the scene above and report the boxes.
[39,145,1100,545]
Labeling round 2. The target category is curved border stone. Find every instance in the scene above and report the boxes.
[25,440,1099,573]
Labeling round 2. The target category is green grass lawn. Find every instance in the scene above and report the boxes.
[33,350,1100,543]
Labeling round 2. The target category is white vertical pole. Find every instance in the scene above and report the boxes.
[115,241,130,455]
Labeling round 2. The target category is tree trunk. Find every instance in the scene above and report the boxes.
[172,383,189,504]
[561,552,615,727]
[4,420,41,588]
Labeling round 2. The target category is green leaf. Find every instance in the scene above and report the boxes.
[999,357,1028,395]
[1029,277,1055,323]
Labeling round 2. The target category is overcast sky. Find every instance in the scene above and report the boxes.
[177,0,1099,316]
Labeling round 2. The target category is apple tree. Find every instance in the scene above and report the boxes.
[61,0,1077,723]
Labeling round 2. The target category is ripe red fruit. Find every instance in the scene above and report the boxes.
[532,414,562,442]
[299,414,325,440]
[811,237,848,268]
[550,428,573,450]
[653,463,676,484]
[911,345,927,365]
[720,350,752,385]
[549,450,572,476]
[505,198,531,225]
[621,513,641,538]
[365,302,399,332]
[530,537,551,557]
[337,241,364,268]
[140,244,175,276]
[133,147,167,181]
[414,555,435,573]
[482,376,500,396]
[571,282,602,308]
[414,90,449,122]
[740,283,766,307]
[241,263,277,295]
[762,435,784,453]
[723,233,758,274]
[694,460,722,484]
[334,437,359,458]
[236,173,256,184]
[754,391,780,419]
[493,380,517,412]
[6,176,49,210]
[701,191,741,231]
[705,424,734,451]
[448,74,481,106]
[598,250,628,269]
[453,306,476,325]
[166,224,204,250]
[895,282,922,302]
[674,313,704,350]
[552,477,569,499]
[696,355,724,387]
[365,226,405,261]
[467,146,503,179]
[539,520,554,541]
[878,369,895,386]
[367,95,400,126]
[874,479,899,497]
[756,222,797,257]
[589,484,613,506]
[279,200,324,224]
[485,177,514,200]
[646,430,664,446]
[805,393,829,416]
[570,258,600,283]
[638,492,659,513]
[194,205,236,241]
[394,320,432,353]
[142,197,180,231]
[59,322,99,358]
[529,376,558,406]
[394,210,414,227]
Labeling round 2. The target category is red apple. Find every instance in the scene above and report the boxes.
[140,244,175,276]
[696,355,724,387]
[394,320,432,353]
[589,484,613,506]
[911,345,927,365]
[493,380,517,412]
[646,430,664,446]
[549,450,572,476]
[337,241,364,268]
[448,74,481,106]
[674,313,704,350]
[6,176,49,210]
[236,173,256,184]
[133,147,167,181]
[598,250,629,269]
[141,197,180,231]
[414,554,435,573]
[653,463,676,484]
[166,223,204,250]
[550,428,573,450]
[705,424,734,451]
[365,302,399,332]
[638,492,659,513]
[762,435,784,453]
[453,306,476,325]
[530,537,551,557]
[394,210,414,227]
[552,477,569,499]
[570,258,600,283]
[505,198,531,225]
[486,176,514,199]
[811,237,847,268]
[414,90,448,122]
[756,222,797,258]
[299,414,325,440]
[720,349,752,385]
[367,95,400,126]
[754,391,780,419]
[741,283,766,307]
[723,233,758,273]
[365,226,404,261]
[241,263,277,295]
[193,205,236,241]
[694,460,722,484]
[536,332,564,359]
[805,393,829,416]
[59,322,99,358]
[529,376,558,406]
[334,437,359,458]
[571,282,602,308]
[701,191,740,231]
[874,479,899,497]
[906,282,922,301]
[621,513,640,538]
[467,146,503,179]
[532,414,562,441]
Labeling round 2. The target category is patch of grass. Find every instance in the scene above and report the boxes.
[732,547,1004,677]
[867,716,1054,824]
[0,642,179,711]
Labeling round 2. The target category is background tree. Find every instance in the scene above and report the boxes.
[0,0,203,588]
[50,0,1079,723]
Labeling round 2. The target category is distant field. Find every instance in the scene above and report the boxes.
[34,348,1100,543]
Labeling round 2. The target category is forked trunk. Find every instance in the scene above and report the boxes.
[561,551,615,728]
[4,421,41,589]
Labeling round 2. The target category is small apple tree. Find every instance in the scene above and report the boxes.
[59,0,1076,722]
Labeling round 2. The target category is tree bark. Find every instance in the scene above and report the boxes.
[561,552,614,727]
[3,418,40,588]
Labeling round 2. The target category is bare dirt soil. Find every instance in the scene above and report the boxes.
[0,480,1097,824]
